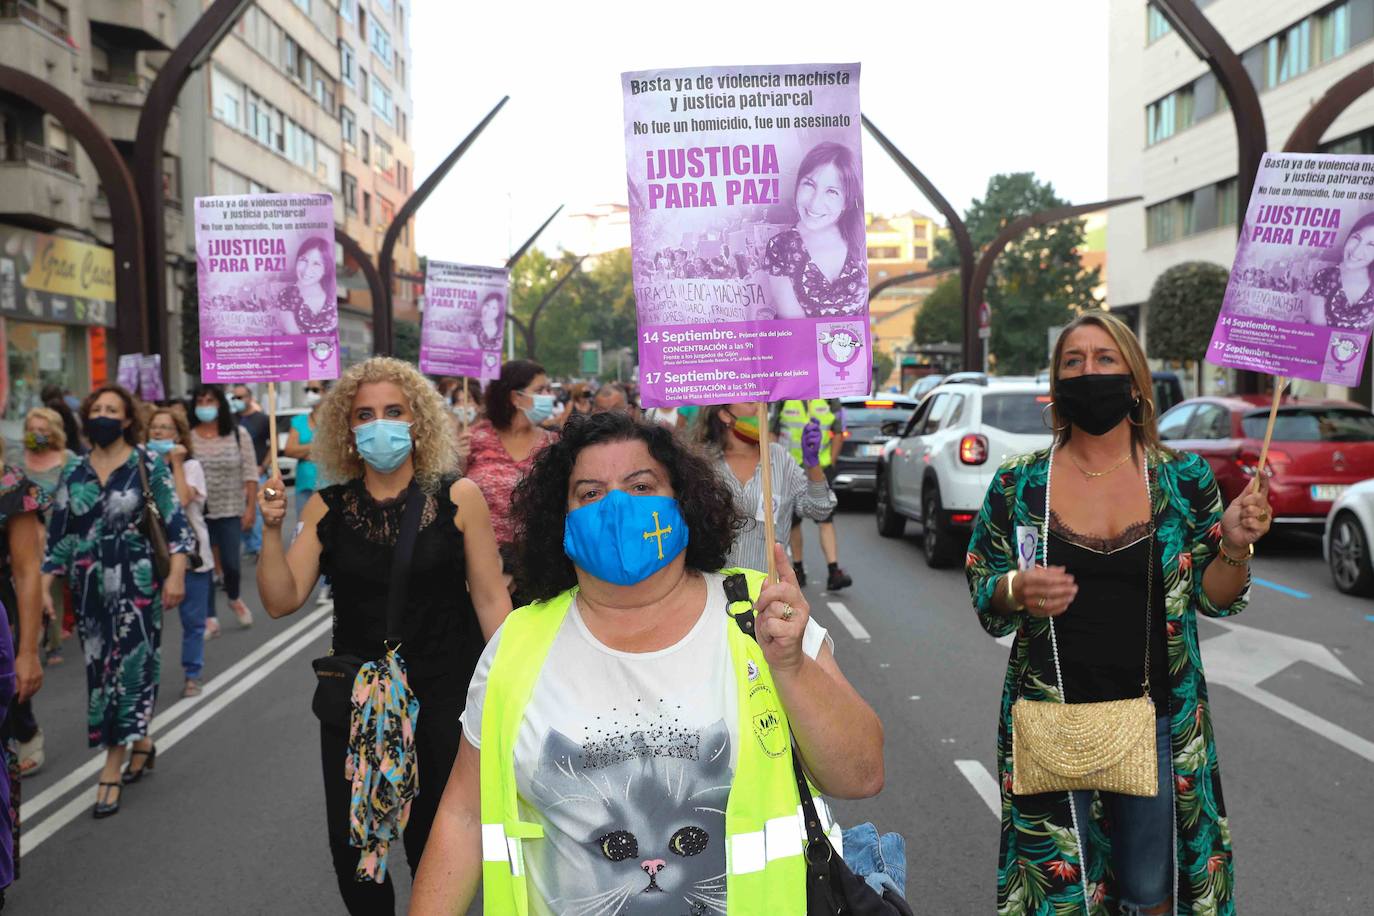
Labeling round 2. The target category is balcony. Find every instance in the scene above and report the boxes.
[0,1,73,45]
[0,141,83,231]
[86,68,150,142]
[86,0,171,52]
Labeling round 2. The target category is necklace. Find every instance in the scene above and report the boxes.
[1069,451,1132,479]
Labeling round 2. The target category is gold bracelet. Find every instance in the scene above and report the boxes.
[1004,569,1026,611]
[1218,541,1253,567]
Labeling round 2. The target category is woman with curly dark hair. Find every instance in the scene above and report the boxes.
[412,411,885,915]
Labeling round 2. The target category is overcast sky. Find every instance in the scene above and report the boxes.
[411,0,1108,266]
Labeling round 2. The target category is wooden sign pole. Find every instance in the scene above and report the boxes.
[266,382,280,480]
[1251,376,1286,493]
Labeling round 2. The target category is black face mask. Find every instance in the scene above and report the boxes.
[84,415,126,448]
[1055,374,1137,437]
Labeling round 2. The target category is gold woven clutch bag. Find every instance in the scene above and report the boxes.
[1011,695,1158,796]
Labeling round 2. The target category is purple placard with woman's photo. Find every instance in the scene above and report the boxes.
[1208,152,1374,385]
[420,261,509,381]
[193,193,339,383]
[622,63,869,407]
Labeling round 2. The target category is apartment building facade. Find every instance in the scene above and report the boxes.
[1108,0,1374,397]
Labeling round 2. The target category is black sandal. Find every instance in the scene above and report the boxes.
[121,743,157,785]
[93,781,121,819]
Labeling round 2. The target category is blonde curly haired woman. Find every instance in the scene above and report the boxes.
[256,357,511,915]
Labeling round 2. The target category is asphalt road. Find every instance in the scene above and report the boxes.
[10,508,1373,914]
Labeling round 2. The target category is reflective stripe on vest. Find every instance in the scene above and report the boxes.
[478,569,813,915]
[780,399,835,467]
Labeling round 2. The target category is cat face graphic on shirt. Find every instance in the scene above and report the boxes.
[529,720,732,915]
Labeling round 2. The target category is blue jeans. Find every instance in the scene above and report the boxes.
[205,516,243,609]
[1071,715,1175,914]
[180,570,211,679]
[243,473,266,553]
[841,821,907,899]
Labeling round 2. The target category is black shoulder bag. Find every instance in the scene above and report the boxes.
[724,574,915,916]
[135,449,173,581]
[310,483,426,730]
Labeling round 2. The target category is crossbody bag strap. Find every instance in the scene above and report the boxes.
[384,482,427,647]
[723,573,835,869]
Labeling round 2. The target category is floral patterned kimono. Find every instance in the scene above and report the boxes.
[43,448,192,747]
[965,449,1246,915]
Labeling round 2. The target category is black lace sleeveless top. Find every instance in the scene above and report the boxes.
[317,477,484,691]
[1048,511,1170,711]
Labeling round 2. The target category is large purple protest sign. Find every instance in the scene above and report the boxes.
[194,193,339,383]
[419,261,508,381]
[622,63,869,406]
[116,354,140,392]
[1208,152,1374,386]
[139,355,165,402]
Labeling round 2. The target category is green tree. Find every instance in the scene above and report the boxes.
[932,173,1101,374]
[1146,261,1230,392]
[508,247,637,378]
[913,276,963,345]
[395,318,421,364]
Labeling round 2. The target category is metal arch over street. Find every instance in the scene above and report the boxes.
[1284,65,1374,153]
[0,66,147,357]
[378,96,510,355]
[966,197,1142,363]
[334,230,389,356]
[505,206,564,271]
[134,0,255,384]
[861,116,979,369]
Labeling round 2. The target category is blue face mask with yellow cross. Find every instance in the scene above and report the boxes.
[562,489,690,586]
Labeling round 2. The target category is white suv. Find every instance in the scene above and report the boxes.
[874,381,1053,567]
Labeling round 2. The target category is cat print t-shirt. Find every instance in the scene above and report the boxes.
[461,572,831,916]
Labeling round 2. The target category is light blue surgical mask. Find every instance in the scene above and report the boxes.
[229,396,245,414]
[194,405,220,425]
[522,393,556,426]
[354,419,413,473]
[563,490,689,586]
[146,438,175,457]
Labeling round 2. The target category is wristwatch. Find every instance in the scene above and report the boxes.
[1218,541,1253,567]
[1004,569,1026,611]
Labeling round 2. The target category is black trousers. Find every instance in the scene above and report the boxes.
[319,679,464,915]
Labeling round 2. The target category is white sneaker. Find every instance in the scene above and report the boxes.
[204,617,222,640]
[229,599,254,628]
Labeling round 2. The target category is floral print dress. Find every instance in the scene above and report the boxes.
[43,449,192,748]
[1309,265,1374,330]
[764,227,865,317]
[965,449,1247,915]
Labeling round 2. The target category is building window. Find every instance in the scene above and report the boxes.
[359,68,368,104]
[1147,4,1172,42]
[1146,194,1196,247]
[340,106,356,148]
[372,80,395,125]
[362,191,371,225]
[1267,18,1313,87]
[397,162,407,194]
[1216,178,1238,227]
[1146,85,1193,146]
[398,110,407,142]
[867,246,901,260]
[343,172,358,213]
[369,19,392,69]
[360,130,370,165]
[339,0,355,22]
[211,67,243,130]
[339,40,355,87]
[1318,2,1352,63]
[913,245,929,260]
[377,0,393,12]
[379,196,394,229]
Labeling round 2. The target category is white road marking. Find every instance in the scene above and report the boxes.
[22,604,333,834]
[955,760,1001,817]
[824,601,870,641]
[1226,684,1374,765]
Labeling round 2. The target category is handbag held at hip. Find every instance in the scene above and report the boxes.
[135,449,173,581]
[1010,446,1159,798]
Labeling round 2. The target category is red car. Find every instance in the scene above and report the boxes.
[1157,395,1374,525]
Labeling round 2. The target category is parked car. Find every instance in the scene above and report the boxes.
[1157,395,1374,526]
[907,374,945,401]
[875,381,1053,567]
[274,407,311,487]
[1324,480,1374,595]
[830,395,919,495]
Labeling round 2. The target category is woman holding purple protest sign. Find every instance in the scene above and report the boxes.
[765,141,866,320]
[278,236,338,336]
[255,357,510,914]
[1307,211,1374,330]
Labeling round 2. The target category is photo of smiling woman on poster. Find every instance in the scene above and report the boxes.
[1305,211,1374,331]
[278,236,337,336]
[764,141,866,319]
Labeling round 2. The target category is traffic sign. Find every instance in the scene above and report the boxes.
[978,302,991,340]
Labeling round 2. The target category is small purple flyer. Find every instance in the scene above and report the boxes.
[622,63,869,406]
[138,355,165,402]
[419,261,508,382]
[1208,152,1374,385]
[117,353,141,392]
[193,193,338,383]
